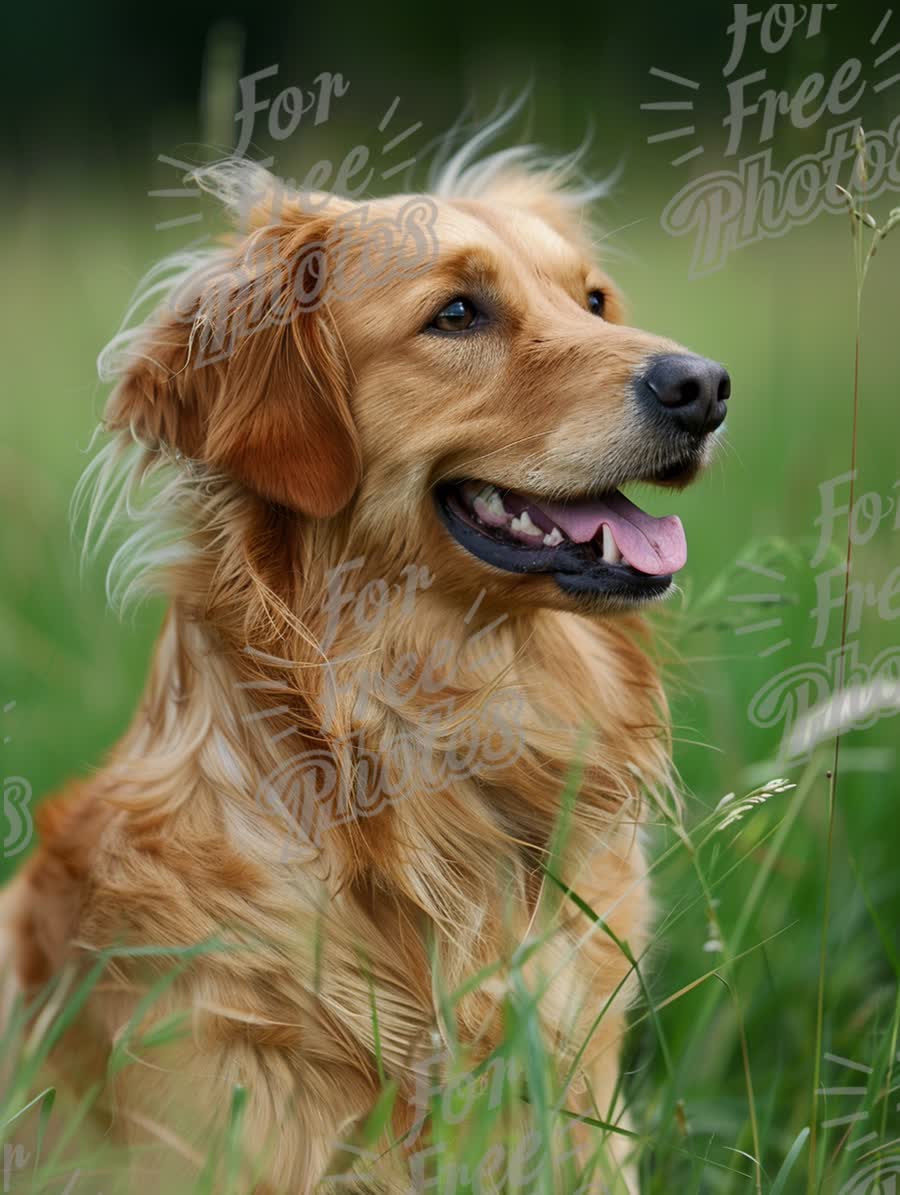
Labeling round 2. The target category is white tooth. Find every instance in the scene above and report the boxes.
[602,525,622,564]
[511,510,542,538]
[543,527,563,547]
[484,488,507,519]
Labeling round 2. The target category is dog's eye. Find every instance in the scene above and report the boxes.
[587,290,606,318]
[430,297,479,333]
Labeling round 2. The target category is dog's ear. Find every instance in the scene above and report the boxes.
[105,209,362,518]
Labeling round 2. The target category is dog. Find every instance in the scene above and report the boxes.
[0,136,729,1192]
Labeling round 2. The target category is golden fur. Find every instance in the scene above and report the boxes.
[0,147,704,1192]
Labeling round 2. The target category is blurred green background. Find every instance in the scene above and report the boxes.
[2,2,899,1189]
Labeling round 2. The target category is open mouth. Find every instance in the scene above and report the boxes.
[435,478,690,602]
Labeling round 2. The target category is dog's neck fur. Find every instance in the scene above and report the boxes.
[100,483,672,1057]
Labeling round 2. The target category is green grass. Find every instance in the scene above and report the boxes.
[2,166,899,1193]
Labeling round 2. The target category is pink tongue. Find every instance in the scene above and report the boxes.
[536,490,687,576]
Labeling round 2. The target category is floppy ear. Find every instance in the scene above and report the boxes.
[105,214,362,519]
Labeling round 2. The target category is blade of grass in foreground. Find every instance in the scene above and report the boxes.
[771,1127,810,1195]
[808,133,900,1195]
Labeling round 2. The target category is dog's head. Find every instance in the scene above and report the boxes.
[105,159,729,615]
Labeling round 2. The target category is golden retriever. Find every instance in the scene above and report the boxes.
[0,137,729,1193]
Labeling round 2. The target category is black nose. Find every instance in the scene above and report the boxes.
[637,354,731,437]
